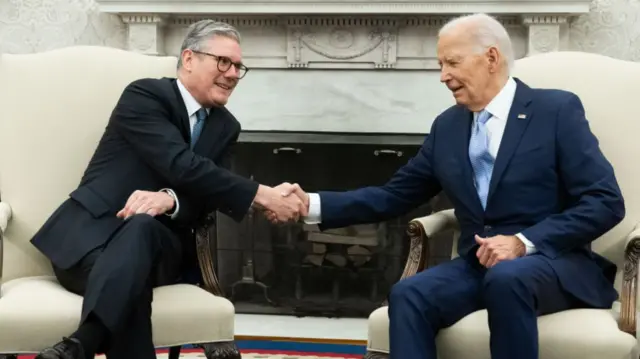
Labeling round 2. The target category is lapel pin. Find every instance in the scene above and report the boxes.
[517,114,527,119]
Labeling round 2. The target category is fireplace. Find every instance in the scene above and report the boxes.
[211,130,452,317]
[93,0,594,318]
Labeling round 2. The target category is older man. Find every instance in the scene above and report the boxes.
[30,20,305,359]
[280,13,624,359]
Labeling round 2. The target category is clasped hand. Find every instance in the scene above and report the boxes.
[253,182,309,224]
[116,190,174,219]
[475,234,525,267]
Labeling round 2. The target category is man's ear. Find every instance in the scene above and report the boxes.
[487,47,500,73]
[181,49,194,72]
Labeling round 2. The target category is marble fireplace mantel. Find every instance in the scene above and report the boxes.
[95,0,592,69]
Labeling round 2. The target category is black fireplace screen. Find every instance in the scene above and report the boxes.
[211,131,452,318]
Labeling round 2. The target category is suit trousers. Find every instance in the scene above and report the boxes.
[388,255,585,359]
[52,214,183,359]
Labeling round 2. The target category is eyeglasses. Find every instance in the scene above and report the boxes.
[192,50,249,79]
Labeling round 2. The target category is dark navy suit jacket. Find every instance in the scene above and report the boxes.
[31,78,259,282]
[317,79,625,308]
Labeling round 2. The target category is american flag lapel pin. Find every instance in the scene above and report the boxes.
[517,114,527,119]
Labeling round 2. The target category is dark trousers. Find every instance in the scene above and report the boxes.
[388,255,585,359]
[53,214,183,359]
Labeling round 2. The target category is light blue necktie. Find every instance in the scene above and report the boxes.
[191,108,207,149]
[469,109,494,210]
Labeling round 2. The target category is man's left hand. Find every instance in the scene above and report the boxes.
[117,190,175,219]
[475,234,526,268]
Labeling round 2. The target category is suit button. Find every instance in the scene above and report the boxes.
[484,225,492,231]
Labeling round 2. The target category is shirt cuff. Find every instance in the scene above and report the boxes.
[304,193,322,224]
[516,233,537,255]
[159,188,179,220]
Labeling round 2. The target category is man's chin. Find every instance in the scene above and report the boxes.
[452,95,467,106]
[210,95,230,107]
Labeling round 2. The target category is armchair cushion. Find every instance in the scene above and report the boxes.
[367,306,638,359]
[0,276,235,353]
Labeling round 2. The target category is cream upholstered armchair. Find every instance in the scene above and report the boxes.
[364,51,640,359]
[0,46,239,359]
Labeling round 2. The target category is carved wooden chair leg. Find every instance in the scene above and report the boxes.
[168,346,181,359]
[199,341,241,359]
[363,351,389,359]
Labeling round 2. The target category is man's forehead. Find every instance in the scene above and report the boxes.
[437,34,473,55]
[202,37,242,60]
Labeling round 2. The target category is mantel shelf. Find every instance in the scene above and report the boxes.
[94,0,591,70]
[95,0,592,15]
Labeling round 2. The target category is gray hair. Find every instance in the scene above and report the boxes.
[439,13,514,74]
[177,20,241,68]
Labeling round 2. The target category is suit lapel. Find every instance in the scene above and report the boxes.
[454,107,485,212]
[486,80,534,204]
[170,80,192,142]
[193,107,227,156]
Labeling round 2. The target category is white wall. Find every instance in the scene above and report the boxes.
[0,0,125,53]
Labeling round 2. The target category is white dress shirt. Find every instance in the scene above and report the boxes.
[161,79,210,219]
[305,77,537,255]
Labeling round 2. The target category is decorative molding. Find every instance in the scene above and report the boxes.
[522,15,568,55]
[121,14,167,55]
[95,0,593,15]
[94,0,592,65]
[286,18,398,69]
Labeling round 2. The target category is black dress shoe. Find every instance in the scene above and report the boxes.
[35,337,85,359]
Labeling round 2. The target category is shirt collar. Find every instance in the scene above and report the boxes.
[177,79,209,118]
[481,76,517,121]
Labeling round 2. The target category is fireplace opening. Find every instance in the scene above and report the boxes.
[213,130,453,318]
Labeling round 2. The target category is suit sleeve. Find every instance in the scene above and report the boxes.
[520,93,625,258]
[215,129,241,219]
[171,193,204,224]
[318,119,442,230]
[110,79,258,222]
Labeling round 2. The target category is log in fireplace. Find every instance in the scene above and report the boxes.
[211,130,454,318]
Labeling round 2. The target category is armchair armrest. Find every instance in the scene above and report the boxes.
[618,223,640,336]
[194,211,225,296]
[401,209,459,280]
[0,202,13,293]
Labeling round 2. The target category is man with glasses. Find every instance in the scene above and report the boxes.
[30,20,304,359]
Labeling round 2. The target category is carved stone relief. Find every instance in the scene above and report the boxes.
[159,15,530,70]
[523,15,568,55]
[121,14,166,55]
[286,18,398,69]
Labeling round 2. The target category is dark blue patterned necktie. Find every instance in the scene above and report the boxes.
[191,108,207,149]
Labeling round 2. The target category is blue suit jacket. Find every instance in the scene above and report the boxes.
[318,79,625,308]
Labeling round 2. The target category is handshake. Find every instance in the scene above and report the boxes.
[252,182,309,224]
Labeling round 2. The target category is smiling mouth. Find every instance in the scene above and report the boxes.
[215,83,232,90]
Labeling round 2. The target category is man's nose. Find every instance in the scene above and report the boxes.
[224,65,240,79]
[440,68,451,83]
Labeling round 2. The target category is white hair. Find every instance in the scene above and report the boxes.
[439,13,514,74]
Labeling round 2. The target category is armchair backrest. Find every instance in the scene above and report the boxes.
[512,51,640,272]
[448,52,638,272]
[0,46,178,283]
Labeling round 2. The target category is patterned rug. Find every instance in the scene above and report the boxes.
[20,351,359,359]
[17,339,365,359]
[100,349,361,359]
[175,351,358,358]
